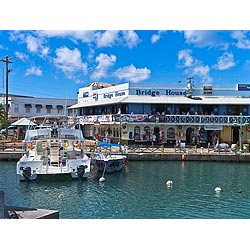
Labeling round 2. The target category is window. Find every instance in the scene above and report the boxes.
[144,126,151,141]
[167,127,175,139]
[203,86,213,95]
[134,126,140,140]
[57,105,63,114]
[14,104,19,113]
[46,105,53,114]
[25,104,32,113]
[35,104,42,113]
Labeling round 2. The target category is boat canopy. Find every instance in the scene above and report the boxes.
[24,128,84,141]
[97,141,120,147]
[25,128,50,141]
[60,128,84,140]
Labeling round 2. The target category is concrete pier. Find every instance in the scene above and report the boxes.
[0,151,23,160]
[4,206,59,219]
[0,190,59,219]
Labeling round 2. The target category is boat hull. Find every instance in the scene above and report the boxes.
[17,155,91,182]
[95,155,127,173]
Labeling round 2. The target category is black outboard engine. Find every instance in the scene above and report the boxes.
[22,167,32,182]
[77,165,86,179]
[8,210,19,219]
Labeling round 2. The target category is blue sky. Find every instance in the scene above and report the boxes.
[1,30,250,99]
[1,1,250,100]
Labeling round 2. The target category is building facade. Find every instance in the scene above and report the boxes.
[69,81,250,147]
[0,94,77,123]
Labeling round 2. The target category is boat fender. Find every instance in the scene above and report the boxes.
[214,187,222,193]
[166,180,173,187]
[77,142,81,149]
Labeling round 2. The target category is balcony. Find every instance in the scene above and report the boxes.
[78,114,250,126]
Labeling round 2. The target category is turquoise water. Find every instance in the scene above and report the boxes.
[1,160,250,219]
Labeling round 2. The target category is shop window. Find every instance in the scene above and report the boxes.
[144,126,151,141]
[134,126,140,140]
[167,127,175,139]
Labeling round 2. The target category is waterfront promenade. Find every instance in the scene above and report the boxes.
[1,139,249,162]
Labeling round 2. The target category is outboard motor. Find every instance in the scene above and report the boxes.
[77,165,86,179]
[22,167,32,182]
[8,210,19,219]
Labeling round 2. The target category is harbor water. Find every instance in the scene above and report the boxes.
[1,160,250,219]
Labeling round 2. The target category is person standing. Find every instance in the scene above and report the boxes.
[152,133,156,146]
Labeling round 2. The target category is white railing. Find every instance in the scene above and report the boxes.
[78,114,250,126]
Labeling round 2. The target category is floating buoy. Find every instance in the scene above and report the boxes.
[99,176,105,182]
[215,187,222,193]
[181,154,185,161]
[166,180,173,187]
[238,189,243,193]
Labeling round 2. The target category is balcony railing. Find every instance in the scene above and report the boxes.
[78,114,250,126]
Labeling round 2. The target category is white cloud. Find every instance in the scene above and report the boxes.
[178,49,196,67]
[192,65,212,83]
[25,66,42,76]
[178,49,212,83]
[183,30,229,49]
[121,30,140,48]
[231,31,250,49]
[14,51,29,61]
[113,64,151,83]
[38,30,140,48]
[91,53,116,80]
[53,46,87,80]
[96,30,119,48]
[41,47,49,56]
[9,31,49,57]
[37,30,97,44]
[26,35,41,53]
[213,52,236,70]
[151,31,166,44]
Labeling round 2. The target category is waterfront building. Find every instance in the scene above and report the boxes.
[0,94,76,123]
[69,80,250,147]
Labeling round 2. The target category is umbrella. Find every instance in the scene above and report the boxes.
[11,117,37,126]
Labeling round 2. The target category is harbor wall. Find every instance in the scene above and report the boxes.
[127,152,250,162]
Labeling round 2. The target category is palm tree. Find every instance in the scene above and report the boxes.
[0,104,6,128]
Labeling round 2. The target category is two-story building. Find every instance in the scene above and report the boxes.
[69,80,250,147]
[0,94,77,124]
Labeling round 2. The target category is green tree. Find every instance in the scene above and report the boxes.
[0,104,6,129]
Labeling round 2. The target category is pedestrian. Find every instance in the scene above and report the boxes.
[152,133,156,146]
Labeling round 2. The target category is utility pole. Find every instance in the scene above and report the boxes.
[0,56,12,137]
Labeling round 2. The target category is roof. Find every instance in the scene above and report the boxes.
[68,95,250,109]
[68,96,128,109]
[123,95,250,105]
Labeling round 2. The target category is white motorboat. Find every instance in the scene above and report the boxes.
[92,142,127,173]
[17,116,91,181]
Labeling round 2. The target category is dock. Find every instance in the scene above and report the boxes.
[0,191,59,219]
[1,140,250,162]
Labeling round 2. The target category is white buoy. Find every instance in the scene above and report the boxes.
[166,180,173,187]
[99,176,106,182]
[215,187,222,193]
